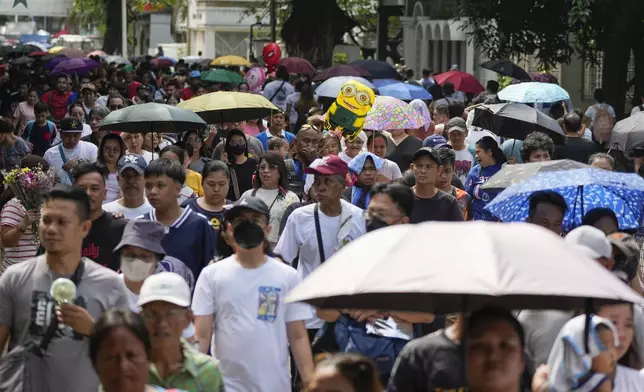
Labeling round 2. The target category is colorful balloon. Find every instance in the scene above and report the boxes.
[262,43,281,73]
[324,80,376,141]
[245,67,266,94]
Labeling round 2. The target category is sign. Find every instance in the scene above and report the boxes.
[0,0,73,17]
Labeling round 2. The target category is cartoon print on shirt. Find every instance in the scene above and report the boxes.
[454,159,473,181]
[257,286,280,322]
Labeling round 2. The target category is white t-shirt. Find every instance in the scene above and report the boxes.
[453,146,475,183]
[43,141,98,185]
[285,92,300,125]
[105,173,120,203]
[102,198,153,220]
[178,186,196,205]
[275,200,366,329]
[192,255,312,392]
[585,103,616,127]
[617,365,644,391]
[240,188,299,244]
[263,80,295,111]
[380,159,403,180]
[51,124,92,146]
[631,105,643,116]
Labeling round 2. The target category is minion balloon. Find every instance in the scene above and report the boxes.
[324,80,375,141]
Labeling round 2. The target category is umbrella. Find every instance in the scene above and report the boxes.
[151,56,176,69]
[51,58,100,74]
[55,47,85,58]
[481,59,531,81]
[485,168,644,231]
[178,91,280,123]
[104,55,131,66]
[409,99,432,131]
[99,102,206,133]
[315,76,374,98]
[313,65,371,82]
[210,55,250,66]
[28,51,48,58]
[481,160,590,190]
[472,103,566,145]
[287,221,643,313]
[181,55,204,65]
[48,46,65,54]
[9,44,40,56]
[10,56,34,66]
[608,112,644,152]
[278,57,314,75]
[44,55,68,69]
[88,50,106,58]
[498,82,570,103]
[372,79,432,101]
[350,59,399,79]
[433,70,485,94]
[201,69,244,85]
[364,96,421,131]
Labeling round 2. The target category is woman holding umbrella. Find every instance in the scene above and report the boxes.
[465,136,506,220]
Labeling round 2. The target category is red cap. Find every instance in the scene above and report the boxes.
[304,155,349,176]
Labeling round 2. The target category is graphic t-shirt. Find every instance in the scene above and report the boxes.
[82,212,127,271]
[0,256,128,392]
[453,146,474,184]
[181,197,226,234]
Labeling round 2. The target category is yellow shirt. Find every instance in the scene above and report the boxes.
[186,169,204,197]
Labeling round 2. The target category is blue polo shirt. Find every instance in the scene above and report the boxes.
[255,129,296,151]
[141,208,216,279]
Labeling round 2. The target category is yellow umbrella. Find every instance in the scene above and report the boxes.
[178,91,279,123]
[48,46,66,54]
[210,55,251,66]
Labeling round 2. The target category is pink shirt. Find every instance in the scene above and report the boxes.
[13,101,35,134]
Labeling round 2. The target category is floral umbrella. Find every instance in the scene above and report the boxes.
[363,96,421,131]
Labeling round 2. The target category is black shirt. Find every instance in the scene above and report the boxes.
[227,158,257,201]
[388,136,423,173]
[82,212,127,271]
[81,133,101,147]
[554,136,598,163]
[410,190,464,223]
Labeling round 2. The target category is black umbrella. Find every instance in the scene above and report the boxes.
[472,102,566,145]
[10,56,35,66]
[350,59,400,79]
[480,59,531,81]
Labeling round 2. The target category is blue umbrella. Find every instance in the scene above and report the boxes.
[350,59,399,79]
[372,79,432,101]
[314,76,374,98]
[498,82,570,103]
[485,168,644,231]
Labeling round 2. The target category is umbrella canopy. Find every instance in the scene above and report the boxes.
[8,44,41,57]
[481,160,591,190]
[210,55,250,66]
[99,102,206,133]
[48,46,66,54]
[104,55,131,66]
[608,112,644,152]
[88,50,106,58]
[44,55,68,69]
[481,59,531,81]
[151,56,176,69]
[181,55,204,65]
[28,51,48,58]
[278,57,314,75]
[409,99,432,131]
[51,57,100,74]
[433,70,485,94]
[54,47,85,58]
[201,69,244,85]
[178,91,279,123]
[313,65,370,82]
[472,103,566,145]
[315,76,374,98]
[350,59,399,79]
[287,221,643,313]
[485,168,644,231]
[10,56,34,66]
[498,82,570,104]
[372,79,432,101]
[364,96,421,131]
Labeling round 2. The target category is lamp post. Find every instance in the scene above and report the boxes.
[121,0,127,56]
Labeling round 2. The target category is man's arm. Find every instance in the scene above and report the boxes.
[286,320,314,385]
[194,315,214,354]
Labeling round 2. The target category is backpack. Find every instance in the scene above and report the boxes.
[24,120,56,143]
[592,104,614,143]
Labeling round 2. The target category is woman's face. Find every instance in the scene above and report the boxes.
[143,133,160,151]
[258,158,280,189]
[357,157,377,187]
[597,304,634,361]
[319,137,340,157]
[102,139,122,165]
[306,367,356,392]
[89,114,105,133]
[466,320,525,392]
[368,136,387,158]
[345,138,364,158]
[94,327,149,392]
[27,91,39,105]
[184,132,202,154]
[123,133,143,153]
[71,106,85,122]
[203,170,229,205]
[475,145,495,167]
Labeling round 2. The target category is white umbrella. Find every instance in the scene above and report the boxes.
[315,76,374,98]
[498,82,570,104]
[287,221,643,313]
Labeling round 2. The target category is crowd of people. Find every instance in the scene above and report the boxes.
[0,54,641,392]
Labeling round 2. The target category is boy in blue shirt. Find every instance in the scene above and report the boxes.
[24,102,57,156]
[255,112,296,151]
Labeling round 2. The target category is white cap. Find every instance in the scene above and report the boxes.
[565,225,612,260]
[137,272,191,308]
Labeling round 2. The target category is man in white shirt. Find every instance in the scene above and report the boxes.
[193,196,314,392]
[446,117,475,183]
[103,154,153,219]
[43,117,98,185]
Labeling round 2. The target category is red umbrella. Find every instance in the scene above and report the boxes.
[278,57,314,75]
[434,70,485,94]
[28,51,48,57]
[151,57,176,69]
[313,65,371,82]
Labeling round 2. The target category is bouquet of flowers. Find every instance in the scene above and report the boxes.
[3,165,56,244]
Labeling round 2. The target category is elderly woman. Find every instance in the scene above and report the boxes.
[339,131,367,164]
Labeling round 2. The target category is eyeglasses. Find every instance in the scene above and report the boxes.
[258,164,278,172]
[362,209,403,223]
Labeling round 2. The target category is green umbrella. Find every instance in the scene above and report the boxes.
[99,103,207,133]
[201,69,244,84]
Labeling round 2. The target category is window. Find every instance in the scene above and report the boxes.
[583,54,603,100]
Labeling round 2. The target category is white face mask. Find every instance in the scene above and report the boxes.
[121,257,154,282]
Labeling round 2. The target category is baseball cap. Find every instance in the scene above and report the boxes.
[189,70,201,78]
[114,219,166,255]
[565,225,612,260]
[446,117,467,133]
[412,147,442,165]
[118,154,148,175]
[224,196,270,222]
[304,155,349,176]
[59,117,83,133]
[423,135,451,149]
[80,83,96,93]
[137,272,191,308]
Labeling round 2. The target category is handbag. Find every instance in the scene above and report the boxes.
[0,259,85,392]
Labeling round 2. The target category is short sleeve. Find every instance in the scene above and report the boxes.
[584,105,595,119]
[274,212,301,264]
[388,343,426,392]
[609,105,616,118]
[111,278,130,310]
[1,199,24,228]
[390,162,403,180]
[449,199,464,221]
[284,272,313,323]
[0,268,15,327]
[192,268,216,316]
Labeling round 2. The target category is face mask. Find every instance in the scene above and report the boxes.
[366,217,389,233]
[233,219,265,249]
[228,144,246,156]
[121,257,154,282]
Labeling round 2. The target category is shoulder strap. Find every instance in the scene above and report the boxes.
[269,80,287,102]
[314,204,326,263]
[230,167,241,200]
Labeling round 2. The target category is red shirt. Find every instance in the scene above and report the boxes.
[127,81,142,99]
[181,87,194,101]
[41,90,72,121]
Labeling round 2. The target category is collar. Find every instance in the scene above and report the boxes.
[149,339,201,381]
[149,207,192,229]
[265,129,285,138]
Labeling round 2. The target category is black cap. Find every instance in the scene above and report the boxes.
[224,196,270,221]
[412,147,442,165]
[59,117,84,133]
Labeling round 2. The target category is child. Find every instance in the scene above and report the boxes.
[547,314,619,392]
[23,102,57,156]
[268,137,289,160]
[436,148,472,220]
